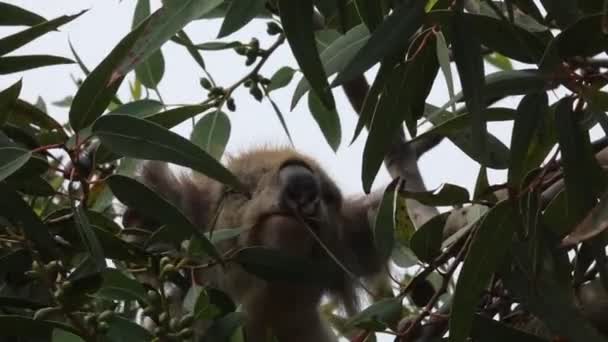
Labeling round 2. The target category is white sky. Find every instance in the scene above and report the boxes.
[0,0,520,197]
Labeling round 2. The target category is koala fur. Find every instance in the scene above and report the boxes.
[123,147,388,342]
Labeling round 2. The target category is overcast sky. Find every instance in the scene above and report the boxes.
[0,0,524,198]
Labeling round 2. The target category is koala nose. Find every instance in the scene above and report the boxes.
[279,163,320,216]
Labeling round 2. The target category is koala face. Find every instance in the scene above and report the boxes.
[218,148,344,258]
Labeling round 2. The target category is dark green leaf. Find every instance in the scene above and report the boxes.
[267,66,296,92]
[557,14,608,58]
[452,11,487,167]
[136,50,165,88]
[73,203,106,272]
[193,41,243,50]
[146,104,214,128]
[0,55,73,75]
[539,0,580,28]
[108,99,163,117]
[7,174,55,196]
[555,97,605,225]
[9,99,66,137]
[0,79,22,126]
[105,315,154,342]
[361,40,438,192]
[563,190,608,247]
[436,30,456,112]
[107,174,222,262]
[68,39,90,75]
[218,0,267,38]
[68,16,153,130]
[96,268,149,304]
[263,88,294,145]
[346,298,402,331]
[373,181,397,262]
[202,312,246,342]
[233,247,336,284]
[450,200,518,342]
[0,11,84,56]
[190,110,231,160]
[0,146,30,181]
[291,23,369,108]
[112,0,224,82]
[175,30,206,70]
[410,212,449,263]
[52,329,85,342]
[402,183,470,206]
[279,0,335,109]
[0,315,81,339]
[471,314,548,342]
[308,91,341,151]
[0,185,58,261]
[353,0,384,31]
[332,0,425,86]
[132,0,150,27]
[92,115,243,191]
[508,92,549,190]
[0,3,45,26]
[416,107,515,141]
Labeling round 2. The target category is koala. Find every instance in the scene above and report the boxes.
[123,147,389,342]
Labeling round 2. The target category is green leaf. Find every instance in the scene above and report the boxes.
[93,114,242,190]
[52,329,84,342]
[332,0,425,86]
[452,11,487,167]
[471,314,548,342]
[307,91,341,152]
[0,3,45,26]
[484,52,513,71]
[263,88,294,145]
[0,55,73,75]
[416,107,515,141]
[267,66,296,92]
[132,1,165,89]
[0,185,58,261]
[555,97,605,225]
[563,190,608,247]
[410,212,449,263]
[132,0,150,27]
[539,0,580,28]
[218,0,267,38]
[279,0,335,109]
[508,92,549,190]
[9,99,66,138]
[107,175,222,262]
[0,11,84,56]
[193,41,243,50]
[136,50,165,89]
[435,30,456,112]
[105,315,153,342]
[233,247,336,284]
[73,204,106,272]
[108,99,163,117]
[96,268,149,304]
[68,16,153,130]
[450,200,518,342]
[373,181,397,262]
[203,312,246,342]
[353,0,384,31]
[557,14,608,58]
[0,147,30,181]
[190,110,231,160]
[0,315,82,340]
[291,23,369,109]
[346,298,402,331]
[0,79,22,126]
[361,39,437,192]
[146,104,214,128]
[111,0,224,82]
[68,39,90,75]
[402,183,470,206]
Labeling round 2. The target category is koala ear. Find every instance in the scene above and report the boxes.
[122,161,221,230]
